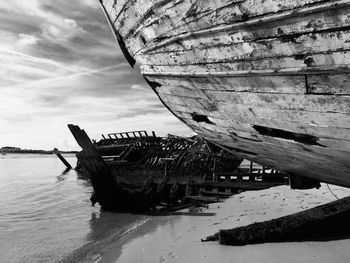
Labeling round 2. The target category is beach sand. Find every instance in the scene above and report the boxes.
[97,184,350,263]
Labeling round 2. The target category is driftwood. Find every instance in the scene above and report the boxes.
[211,196,350,245]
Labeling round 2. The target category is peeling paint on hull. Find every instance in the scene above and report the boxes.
[100,0,350,187]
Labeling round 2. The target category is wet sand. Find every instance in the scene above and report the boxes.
[97,184,350,263]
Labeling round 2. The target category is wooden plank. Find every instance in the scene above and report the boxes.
[195,112,350,143]
[161,97,350,129]
[117,0,245,40]
[144,6,350,55]
[111,0,343,56]
[67,124,106,176]
[167,110,350,168]
[117,0,329,45]
[307,74,350,94]
[157,87,350,114]
[193,181,284,190]
[152,75,307,94]
[165,96,350,142]
[170,103,350,149]
[54,149,72,169]
[140,29,350,66]
[111,0,131,18]
[180,115,350,159]
[115,0,169,37]
[167,73,348,95]
[141,51,350,77]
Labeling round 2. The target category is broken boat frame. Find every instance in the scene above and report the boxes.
[68,124,287,212]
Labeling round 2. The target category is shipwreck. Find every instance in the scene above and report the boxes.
[98,0,350,188]
[69,124,287,212]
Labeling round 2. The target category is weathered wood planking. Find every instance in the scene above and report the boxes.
[112,0,334,49]
[142,5,350,55]
[176,113,350,155]
[157,104,350,169]
[115,0,246,40]
[177,122,350,187]
[167,100,350,130]
[161,103,350,151]
[178,110,350,143]
[141,52,350,77]
[155,90,350,151]
[307,74,350,94]
[149,74,350,95]
[153,83,350,114]
[140,30,350,66]
[101,0,350,187]
[113,0,350,57]
[163,100,350,151]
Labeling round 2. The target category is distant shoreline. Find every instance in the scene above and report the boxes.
[0,150,78,154]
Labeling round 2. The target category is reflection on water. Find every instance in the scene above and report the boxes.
[0,154,147,263]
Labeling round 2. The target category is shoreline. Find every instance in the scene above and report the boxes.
[0,151,78,155]
[96,184,350,263]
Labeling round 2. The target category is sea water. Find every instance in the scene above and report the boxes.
[0,154,148,263]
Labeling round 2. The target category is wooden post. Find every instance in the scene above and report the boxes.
[212,157,216,182]
[54,148,72,169]
[249,161,254,181]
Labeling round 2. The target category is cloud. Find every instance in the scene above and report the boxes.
[80,0,100,9]
[0,0,191,150]
[18,33,38,46]
[41,18,86,41]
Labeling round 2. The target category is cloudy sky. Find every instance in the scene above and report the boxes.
[0,0,191,150]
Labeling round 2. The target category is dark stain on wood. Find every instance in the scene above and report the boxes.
[303,56,315,67]
[191,113,215,124]
[144,77,162,89]
[253,125,325,147]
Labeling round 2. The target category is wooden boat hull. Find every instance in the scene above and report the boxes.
[100,0,350,187]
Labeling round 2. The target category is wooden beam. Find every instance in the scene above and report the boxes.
[53,148,72,169]
[216,196,350,245]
